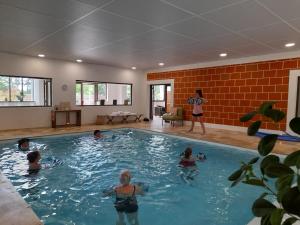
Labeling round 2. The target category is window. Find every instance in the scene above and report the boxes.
[0,75,52,107]
[153,85,165,101]
[76,80,132,106]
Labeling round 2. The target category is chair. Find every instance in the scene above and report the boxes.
[162,107,184,127]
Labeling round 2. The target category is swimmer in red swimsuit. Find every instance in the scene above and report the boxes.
[179,147,199,182]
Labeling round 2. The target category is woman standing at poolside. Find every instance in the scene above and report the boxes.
[188,89,207,135]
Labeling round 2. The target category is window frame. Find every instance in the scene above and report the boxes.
[0,74,52,108]
[76,80,133,106]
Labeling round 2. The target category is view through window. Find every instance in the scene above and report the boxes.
[0,75,52,107]
[76,81,132,106]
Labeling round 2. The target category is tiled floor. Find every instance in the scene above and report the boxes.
[1,119,299,155]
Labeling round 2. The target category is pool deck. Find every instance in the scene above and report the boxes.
[0,120,299,155]
[0,121,300,225]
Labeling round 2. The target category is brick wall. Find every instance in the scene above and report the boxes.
[147,58,300,131]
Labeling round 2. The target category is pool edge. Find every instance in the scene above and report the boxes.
[0,172,43,225]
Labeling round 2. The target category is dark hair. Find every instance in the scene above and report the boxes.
[94,130,101,136]
[18,138,29,149]
[27,151,40,163]
[196,89,203,98]
[184,147,192,159]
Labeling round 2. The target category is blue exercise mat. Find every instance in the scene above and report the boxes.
[256,132,300,142]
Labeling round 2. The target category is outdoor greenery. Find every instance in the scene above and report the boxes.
[228,101,300,225]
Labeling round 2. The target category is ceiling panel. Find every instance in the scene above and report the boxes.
[112,29,197,52]
[0,24,47,52]
[74,0,113,7]
[0,0,96,21]
[257,0,300,21]
[22,24,124,57]
[240,22,300,48]
[202,1,281,31]
[77,10,154,37]
[163,0,245,14]
[0,4,69,33]
[163,17,232,40]
[102,0,192,26]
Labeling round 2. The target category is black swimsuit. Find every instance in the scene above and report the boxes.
[114,185,138,213]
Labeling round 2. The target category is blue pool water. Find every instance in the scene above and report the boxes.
[0,129,262,225]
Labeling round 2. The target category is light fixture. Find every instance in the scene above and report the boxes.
[285,42,295,48]
[219,53,227,57]
[131,66,136,70]
[158,62,165,66]
[38,54,45,58]
[76,59,83,63]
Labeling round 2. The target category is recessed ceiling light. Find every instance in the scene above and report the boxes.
[131,66,136,70]
[219,53,227,57]
[38,54,45,58]
[158,62,165,66]
[76,59,83,63]
[285,42,295,48]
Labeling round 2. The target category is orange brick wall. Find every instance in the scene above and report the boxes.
[147,58,300,131]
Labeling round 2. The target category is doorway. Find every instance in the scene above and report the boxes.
[149,84,172,120]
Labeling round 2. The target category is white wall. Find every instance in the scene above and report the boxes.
[287,70,300,136]
[0,52,146,130]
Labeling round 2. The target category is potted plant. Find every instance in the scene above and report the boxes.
[16,91,24,102]
[228,101,300,225]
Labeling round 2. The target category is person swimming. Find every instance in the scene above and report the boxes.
[179,147,199,181]
[94,130,103,139]
[27,150,41,173]
[18,138,30,151]
[179,147,197,168]
[104,170,144,225]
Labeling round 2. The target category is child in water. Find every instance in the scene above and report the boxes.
[94,130,103,139]
[18,138,30,151]
[179,147,199,181]
[27,151,41,172]
[104,170,144,225]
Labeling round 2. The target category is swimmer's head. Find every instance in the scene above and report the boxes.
[18,138,30,151]
[27,151,41,163]
[184,147,192,159]
[120,170,131,185]
[94,130,101,138]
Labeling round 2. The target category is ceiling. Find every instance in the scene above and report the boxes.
[0,0,300,70]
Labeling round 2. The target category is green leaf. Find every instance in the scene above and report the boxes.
[265,163,294,178]
[261,215,272,225]
[264,109,286,123]
[231,172,245,187]
[270,208,284,225]
[248,157,260,165]
[242,179,265,187]
[228,169,243,181]
[278,186,290,203]
[258,134,278,156]
[289,117,300,135]
[282,217,298,225]
[252,198,276,217]
[260,155,280,175]
[282,187,300,217]
[275,174,294,191]
[259,101,276,115]
[240,111,257,122]
[248,121,262,136]
[284,150,300,167]
[298,175,300,192]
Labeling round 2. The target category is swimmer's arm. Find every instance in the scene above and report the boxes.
[102,187,116,197]
[135,185,145,196]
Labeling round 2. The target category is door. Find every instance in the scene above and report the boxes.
[149,84,171,120]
